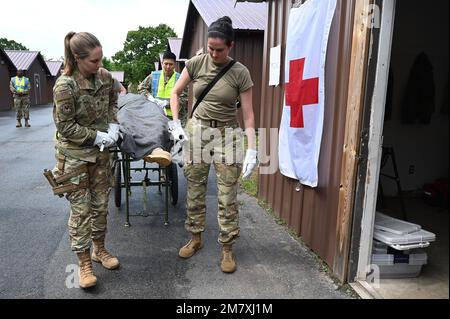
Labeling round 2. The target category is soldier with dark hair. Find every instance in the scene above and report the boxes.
[10,69,31,127]
[169,16,258,273]
[138,51,188,124]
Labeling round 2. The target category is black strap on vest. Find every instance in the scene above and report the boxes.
[189,60,236,118]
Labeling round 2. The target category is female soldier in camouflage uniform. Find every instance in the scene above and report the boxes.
[53,32,120,288]
[169,17,258,273]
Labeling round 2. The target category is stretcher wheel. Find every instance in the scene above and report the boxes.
[168,163,178,206]
[114,160,122,208]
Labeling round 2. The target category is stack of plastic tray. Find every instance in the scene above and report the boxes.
[373,212,436,251]
[371,212,436,279]
[371,241,428,278]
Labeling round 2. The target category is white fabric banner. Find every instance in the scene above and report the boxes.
[278,0,337,187]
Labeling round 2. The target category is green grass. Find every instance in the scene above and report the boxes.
[237,132,358,298]
[239,169,258,196]
[239,132,259,196]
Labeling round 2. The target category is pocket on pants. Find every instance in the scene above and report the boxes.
[68,215,81,237]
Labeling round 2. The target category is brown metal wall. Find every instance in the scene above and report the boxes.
[258,0,355,268]
[184,11,264,128]
[47,77,56,105]
[26,59,50,106]
[0,64,14,111]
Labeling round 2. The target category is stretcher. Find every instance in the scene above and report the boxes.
[112,93,180,226]
[111,148,178,227]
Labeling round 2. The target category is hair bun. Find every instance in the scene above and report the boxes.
[219,16,232,25]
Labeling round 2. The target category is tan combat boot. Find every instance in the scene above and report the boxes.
[144,148,172,167]
[220,244,237,273]
[91,238,120,270]
[16,120,22,128]
[77,250,97,289]
[178,233,203,258]
[24,119,30,127]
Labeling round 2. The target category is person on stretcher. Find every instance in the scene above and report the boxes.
[112,79,183,166]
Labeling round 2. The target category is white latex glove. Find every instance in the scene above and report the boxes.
[147,95,167,109]
[107,123,120,142]
[170,140,184,167]
[241,149,258,179]
[94,131,115,151]
[168,119,188,142]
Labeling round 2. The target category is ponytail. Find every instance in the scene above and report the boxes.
[63,32,77,76]
[62,31,102,76]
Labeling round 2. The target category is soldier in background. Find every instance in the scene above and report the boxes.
[53,31,120,289]
[10,69,31,128]
[138,51,188,125]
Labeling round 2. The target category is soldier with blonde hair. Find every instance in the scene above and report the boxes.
[52,31,120,289]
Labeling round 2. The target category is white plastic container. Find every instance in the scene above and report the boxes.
[371,250,428,279]
[373,212,436,250]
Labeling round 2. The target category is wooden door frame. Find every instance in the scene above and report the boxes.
[350,0,397,283]
[333,0,376,283]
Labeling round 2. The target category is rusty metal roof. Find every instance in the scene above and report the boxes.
[110,71,124,82]
[192,0,267,30]
[167,37,186,61]
[4,50,51,75]
[45,61,63,77]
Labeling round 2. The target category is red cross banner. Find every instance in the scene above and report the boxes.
[278,0,337,187]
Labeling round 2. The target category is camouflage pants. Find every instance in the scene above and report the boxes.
[183,118,244,244]
[55,150,113,252]
[14,95,30,120]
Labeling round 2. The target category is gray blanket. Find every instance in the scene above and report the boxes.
[117,93,171,160]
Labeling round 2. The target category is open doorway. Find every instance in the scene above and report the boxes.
[363,0,449,299]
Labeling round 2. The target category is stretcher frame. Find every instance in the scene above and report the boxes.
[111,148,178,227]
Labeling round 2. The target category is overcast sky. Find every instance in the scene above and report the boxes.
[0,0,190,60]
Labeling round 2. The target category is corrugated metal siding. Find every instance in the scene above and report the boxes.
[0,64,13,110]
[45,61,63,77]
[192,0,266,30]
[46,62,62,105]
[27,59,50,105]
[182,6,264,128]
[0,50,15,110]
[258,0,355,267]
[168,38,183,61]
[4,50,39,70]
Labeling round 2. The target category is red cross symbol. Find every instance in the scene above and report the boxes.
[285,58,319,128]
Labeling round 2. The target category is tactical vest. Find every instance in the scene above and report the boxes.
[14,76,29,93]
[151,71,180,118]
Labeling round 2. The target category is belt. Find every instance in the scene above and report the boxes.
[193,117,238,128]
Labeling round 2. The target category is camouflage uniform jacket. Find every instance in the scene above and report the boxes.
[53,68,118,163]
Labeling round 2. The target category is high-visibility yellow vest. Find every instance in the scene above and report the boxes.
[154,71,178,118]
[14,77,28,93]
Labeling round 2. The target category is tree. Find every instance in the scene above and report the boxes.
[112,24,176,85]
[0,38,28,50]
[102,57,114,71]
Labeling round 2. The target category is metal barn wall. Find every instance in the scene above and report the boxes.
[47,77,57,105]
[258,0,355,267]
[0,64,13,110]
[26,59,50,106]
[182,8,264,128]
